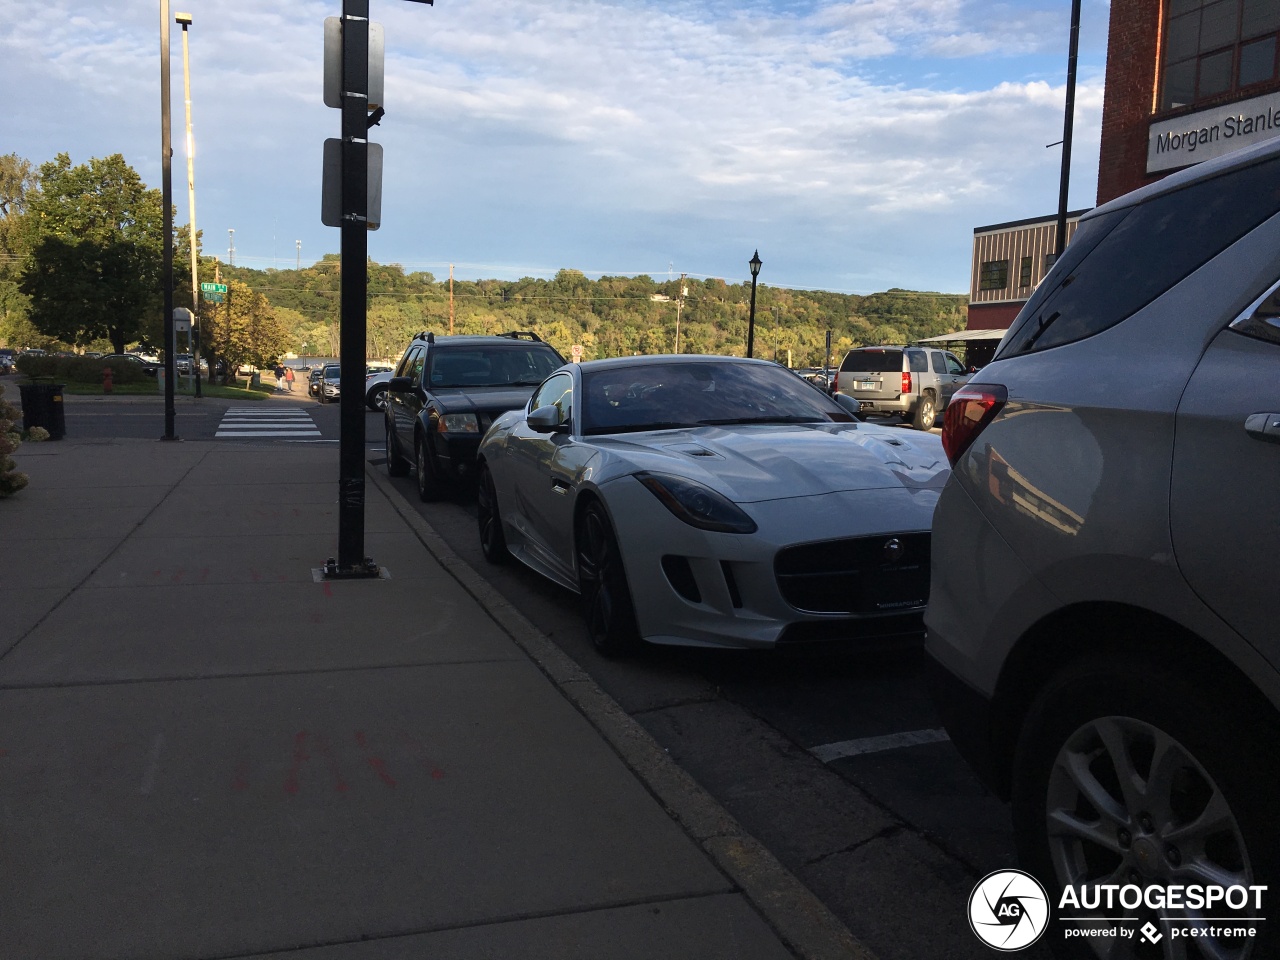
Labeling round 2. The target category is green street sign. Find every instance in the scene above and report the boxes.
[200,282,228,294]
[202,292,224,303]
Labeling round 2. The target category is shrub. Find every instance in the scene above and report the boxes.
[15,354,148,383]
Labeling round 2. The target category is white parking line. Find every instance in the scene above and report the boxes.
[808,728,950,763]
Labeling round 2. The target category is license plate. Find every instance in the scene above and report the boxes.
[856,380,877,390]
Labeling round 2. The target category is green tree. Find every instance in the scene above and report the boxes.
[202,279,291,381]
[19,154,164,353]
[0,154,38,348]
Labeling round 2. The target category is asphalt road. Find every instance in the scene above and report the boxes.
[50,390,1051,960]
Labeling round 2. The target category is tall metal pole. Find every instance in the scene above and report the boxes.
[746,250,761,359]
[160,0,177,440]
[1055,0,1082,258]
[332,0,374,576]
[178,12,201,398]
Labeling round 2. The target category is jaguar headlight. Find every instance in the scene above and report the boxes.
[636,472,757,534]
[438,413,480,434]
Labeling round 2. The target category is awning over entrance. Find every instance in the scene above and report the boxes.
[914,328,1008,343]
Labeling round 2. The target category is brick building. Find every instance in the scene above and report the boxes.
[1099,0,1280,203]
[963,0,1280,339]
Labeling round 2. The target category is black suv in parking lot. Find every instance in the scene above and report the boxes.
[384,331,566,500]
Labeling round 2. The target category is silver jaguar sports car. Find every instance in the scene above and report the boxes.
[475,355,949,656]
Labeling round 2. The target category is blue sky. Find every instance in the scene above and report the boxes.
[0,0,1111,295]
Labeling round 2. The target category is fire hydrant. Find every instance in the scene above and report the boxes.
[103,365,113,394]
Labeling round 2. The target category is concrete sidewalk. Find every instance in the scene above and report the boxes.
[0,438,866,960]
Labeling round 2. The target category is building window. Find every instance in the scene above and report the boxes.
[1019,256,1033,287]
[979,259,1009,290]
[1161,0,1280,111]
[1045,252,1059,272]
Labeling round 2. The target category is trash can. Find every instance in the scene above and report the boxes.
[18,381,66,439]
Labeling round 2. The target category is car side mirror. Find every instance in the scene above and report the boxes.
[833,393,863,417]
[387,376,413,393]
[527,404,568,433]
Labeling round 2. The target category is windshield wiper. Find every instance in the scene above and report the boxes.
[697,416,825,425]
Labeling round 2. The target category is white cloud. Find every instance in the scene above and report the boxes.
[0,0,1108,291]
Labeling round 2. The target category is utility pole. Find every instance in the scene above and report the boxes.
[228,227,235,266]
[296,239,302,271]
[1055,0,1082,258]
[674,273,687,354]
[449,262,455,335]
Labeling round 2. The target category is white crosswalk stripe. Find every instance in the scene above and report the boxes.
[214,406,321,439]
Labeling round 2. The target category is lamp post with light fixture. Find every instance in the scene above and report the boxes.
[176,10,202,397]
[746,250,762,359]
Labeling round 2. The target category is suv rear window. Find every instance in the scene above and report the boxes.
[1001,153,1280,357]
[840,349,902,372]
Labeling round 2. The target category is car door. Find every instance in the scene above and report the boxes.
[504,372,580,576]
[941,351,969,407]
[390,346,425,449]
[1170,291,1280,666]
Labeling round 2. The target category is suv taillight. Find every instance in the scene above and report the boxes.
[941,384,1007,467]
[901,371,912,395]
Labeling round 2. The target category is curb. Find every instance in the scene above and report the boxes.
[365,459,876,960]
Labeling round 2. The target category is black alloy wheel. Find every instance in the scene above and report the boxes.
[575,501,640,657]
[414,432,446,502]
[476,463,510,564]
[385,419,408,477]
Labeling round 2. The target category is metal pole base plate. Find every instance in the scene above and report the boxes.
[316,557,388,581]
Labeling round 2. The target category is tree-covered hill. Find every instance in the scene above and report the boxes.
[223,260,967,366]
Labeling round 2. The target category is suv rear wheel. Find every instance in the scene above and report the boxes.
[1012,657,1277,958]
[912,391,936,431]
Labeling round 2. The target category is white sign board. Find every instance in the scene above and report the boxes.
[1148,89,1280,173]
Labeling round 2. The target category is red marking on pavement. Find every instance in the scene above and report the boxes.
[0,748,9,757]
[231,759,250,792]
[283,731,310,794]
[152,569,163,578]
[171,569,186,583]
[398,731,446,781]
[355,731,397,789]
[322,582,334,598]
[250,570,262,582]
[315,734,349,793]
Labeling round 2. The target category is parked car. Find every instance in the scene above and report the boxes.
[174,354,194,375]
[317,362,342,402]
[475,354,947,657]
[0,348,16,374]
[384,331,566,499]
[926,136,1280,957]
[308,366,326,397]
[834,345,968,429]
[365,370,393,410]
[99,354,160,377]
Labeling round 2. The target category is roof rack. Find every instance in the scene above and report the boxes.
[412,331,436,344]
[496,331,543,342]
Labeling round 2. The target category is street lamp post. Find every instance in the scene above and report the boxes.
[176,11,201,397]
[159,0,177,439]
[746,250,762,359]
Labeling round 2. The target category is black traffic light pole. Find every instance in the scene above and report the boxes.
[329,0,376,578]
[1054,0,1082,258]
[326,0,432,579]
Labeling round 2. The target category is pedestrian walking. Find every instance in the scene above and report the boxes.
[274,363,286,392]
[284,366,295,392]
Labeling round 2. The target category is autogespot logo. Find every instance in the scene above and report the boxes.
[968,870,1050,951]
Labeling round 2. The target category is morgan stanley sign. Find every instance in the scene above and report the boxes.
[1149,89,1280,172]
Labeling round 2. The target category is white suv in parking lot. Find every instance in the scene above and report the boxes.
[834,345,968,430]
[927,137,1280,957]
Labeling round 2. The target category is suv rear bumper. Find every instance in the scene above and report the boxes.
[848,395,913,415]
[925,647,1006,800]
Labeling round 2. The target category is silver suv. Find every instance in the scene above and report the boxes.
[927,137,1280,957]
[834,345,967,430]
